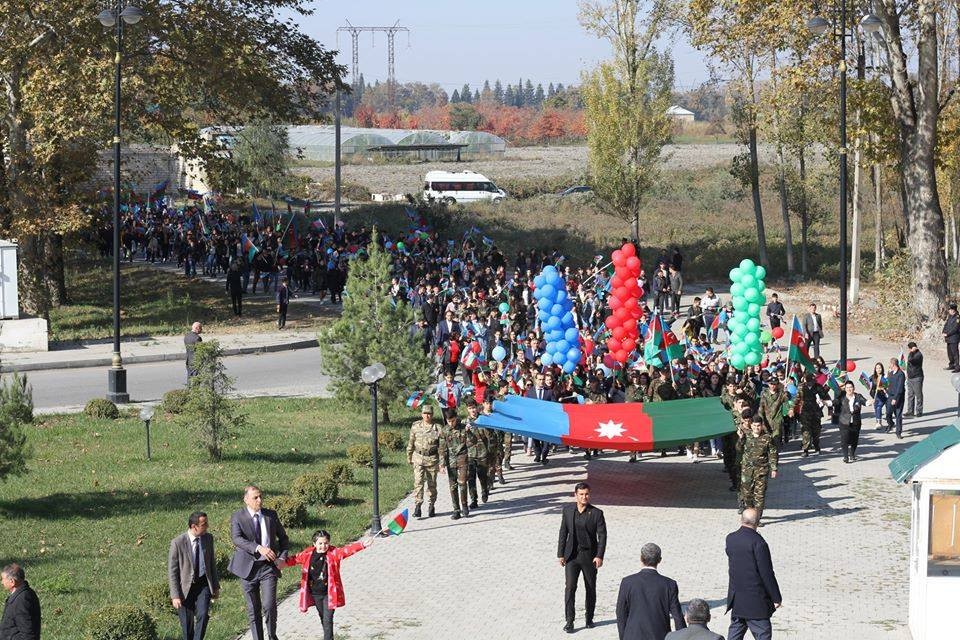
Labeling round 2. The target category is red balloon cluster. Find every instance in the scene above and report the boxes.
[603,243,644,363]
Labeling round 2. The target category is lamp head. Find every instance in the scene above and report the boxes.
[806,16,830,37]
[120,5,145,24]
[859,14,883,35]
[97,9,116,27]
[139,404,156,421]
[361,362,387,385]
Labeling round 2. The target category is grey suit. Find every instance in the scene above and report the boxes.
[229,508,289,640]
[168,532,219,640]
[802,313,823,358]
[666,623,725,640]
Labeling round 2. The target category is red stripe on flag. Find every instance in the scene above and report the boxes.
[559,403,655,451]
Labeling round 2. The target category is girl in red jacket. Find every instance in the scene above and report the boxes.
[283,529,373,640]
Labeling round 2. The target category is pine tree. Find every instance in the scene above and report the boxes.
[524,80,536,106]
[517,78,524,106]
[319,231,432,421]
[547,82,556,98]
[473,89,480,102]
[556,82,565,93]
[0,373,32,481]
[493,79,504,104]
[460,83,472,103]
[483,79,491,93]
[451,89,461,103]
[503,85,516,107]
[534,83,545,107]
[181,341,248,461]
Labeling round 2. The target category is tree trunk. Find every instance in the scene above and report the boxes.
[631,214,639,244]
[748,126,768,267]
[850,134,863,304]
[872,161,884,271]
[799,148,809,276]
[903,138,947,324]
[44,233,68,306]
[776,143,794,276]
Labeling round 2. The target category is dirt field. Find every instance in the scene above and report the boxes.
[294,143,775,196]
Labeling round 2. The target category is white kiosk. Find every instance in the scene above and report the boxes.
[890,424,960,640]
[0,238,49,352]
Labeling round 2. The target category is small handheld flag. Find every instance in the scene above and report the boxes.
[859,371,872,390]
[384,509,409,536]
[406,391,426,409]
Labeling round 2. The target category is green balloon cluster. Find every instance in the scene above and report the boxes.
[726,258,767,371]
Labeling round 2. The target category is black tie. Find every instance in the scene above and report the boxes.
[254,514,263,554]
[538,389,543,400]
[193,538,203,578]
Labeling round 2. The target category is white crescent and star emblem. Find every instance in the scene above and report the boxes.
[595,420,627,439]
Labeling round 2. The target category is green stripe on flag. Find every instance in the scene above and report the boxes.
[643,397,734,449]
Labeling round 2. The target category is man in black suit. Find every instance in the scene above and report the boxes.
[526,371,555,464]
[229,485,290,640]
[558,482,607,633]
[1,563,41,640]
[885,358,906,438]
[616,542,685,640]
[802,303,823,358]
[435,310,460,346]
[943,303,960,371]
[725,509,781,640]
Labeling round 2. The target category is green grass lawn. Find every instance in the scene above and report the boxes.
[48,255,333,343]
[0,398,413,640]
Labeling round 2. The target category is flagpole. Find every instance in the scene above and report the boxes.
[785,314,796,382]
[582,261,614,286]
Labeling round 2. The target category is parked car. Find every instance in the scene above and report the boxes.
[559,185,592,196]
[423,171,507,204]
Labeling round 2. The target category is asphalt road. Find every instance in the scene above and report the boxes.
[11,347,329,412]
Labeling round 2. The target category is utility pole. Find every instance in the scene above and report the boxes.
[337,20,409,107]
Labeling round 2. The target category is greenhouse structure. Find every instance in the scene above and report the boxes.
[285,125,507,162]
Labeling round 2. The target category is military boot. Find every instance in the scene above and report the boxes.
[413,504,422,519]
[428,504,435,518]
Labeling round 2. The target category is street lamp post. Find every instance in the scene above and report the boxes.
[807,5,882,371]
[361,362,387,535]
[98,2,144,404]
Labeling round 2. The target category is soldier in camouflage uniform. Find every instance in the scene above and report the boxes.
[463,401,490,508]
[626,370,648,463]
[480,395,506,490]
[439,412,474,520]
[792,373,829,456]
[739,415,778,525]
[406,405,442,519]
[758,378,788,445]
[721,393,749,492]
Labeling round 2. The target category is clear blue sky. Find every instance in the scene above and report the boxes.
[301,1,711,92]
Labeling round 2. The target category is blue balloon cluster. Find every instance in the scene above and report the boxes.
[533,265,581,374]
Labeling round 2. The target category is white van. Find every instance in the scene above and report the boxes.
[423,171,507,204]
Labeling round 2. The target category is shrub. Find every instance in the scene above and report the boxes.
[161,389,190,415]
[138,582,175,618]
[263,494,307,528]
[214,544,234,579]
[84,398,119,420]
[83,605,158,640]
[347,443,380,467]
[323,461,355,484]
[0,373,33,482]
[291,472,340,505]
[377,430,405,451]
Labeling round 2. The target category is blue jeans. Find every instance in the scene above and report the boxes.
[873,392,887,421]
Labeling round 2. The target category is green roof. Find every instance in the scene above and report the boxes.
[889,424,960,483]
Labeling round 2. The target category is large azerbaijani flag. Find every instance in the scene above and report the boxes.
[787,315,815,373]
[476,395,733,453]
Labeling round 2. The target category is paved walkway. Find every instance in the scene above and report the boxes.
[251,330,951,640]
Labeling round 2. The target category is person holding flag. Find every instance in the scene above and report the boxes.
[282,530,373,640]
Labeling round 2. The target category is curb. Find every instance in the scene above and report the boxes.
[1,338,319,373]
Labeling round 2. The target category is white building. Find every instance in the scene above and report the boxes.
[665,105,696,122]
[890,424,960,640]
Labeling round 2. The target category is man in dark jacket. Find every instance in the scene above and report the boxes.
[226,261,243,316]
[616,543,685,640]
[1,563,41,640]
[725,509,781,640]
[885,358,906,438]
[558,482,607,633]
[276,277,290,329]
[905,341,924,418]
[943,303,960,371]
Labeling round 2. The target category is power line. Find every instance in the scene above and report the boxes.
[337,20,411,107]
